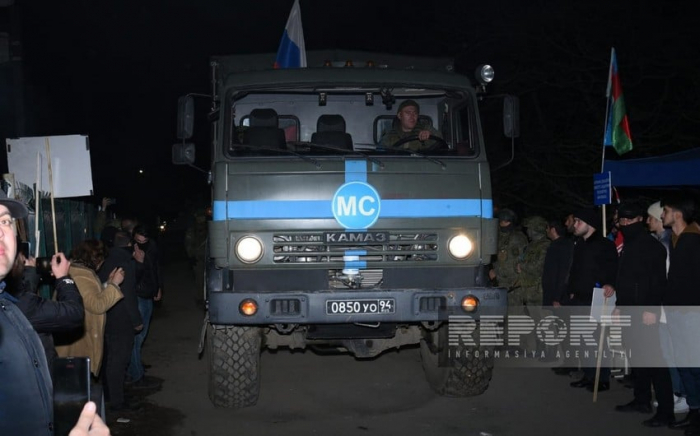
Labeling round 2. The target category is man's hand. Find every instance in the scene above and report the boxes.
[133,244,145,263]
[602,284,616,298]
[418,130,431,141]
[51,253,71,278]
[643,311,658,325]
[135,324,144,332]
[488,269,496,280]
[101,197,113,211]
[108,267,125,286]
[552,301,561,308]
[154,288,163,302]
[69,401,111,436]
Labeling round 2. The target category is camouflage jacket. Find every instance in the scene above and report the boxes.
[380,123,441,151]
[494,228,528,289]
[518,236,551,289]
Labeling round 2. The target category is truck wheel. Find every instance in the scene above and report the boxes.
[207,324,262,408]
[420,323,494,397]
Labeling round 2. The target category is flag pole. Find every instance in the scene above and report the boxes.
[600,47,615,237]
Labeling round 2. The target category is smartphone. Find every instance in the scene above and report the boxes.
[19,241,29,258]
[53,357,91,436]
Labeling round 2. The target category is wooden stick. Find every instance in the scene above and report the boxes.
[34,152,41,257]
[593,297,609,402]
[45,138,58,254]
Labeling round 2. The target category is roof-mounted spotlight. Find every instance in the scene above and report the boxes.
[475,64,494,93]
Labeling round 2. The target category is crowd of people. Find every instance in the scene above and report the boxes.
[490,191,700,433]
[0,194,163,435]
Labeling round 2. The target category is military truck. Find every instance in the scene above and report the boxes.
[173,50,517,408]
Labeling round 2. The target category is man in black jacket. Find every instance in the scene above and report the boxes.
[567,207,618,392]
[99,231,143,411]
[543,218,574,307]
[661,194,700,434]
[607,202,674,426]
[8,251,84,369]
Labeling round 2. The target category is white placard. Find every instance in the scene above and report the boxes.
[590,287,616,323]
[6,135,93,198]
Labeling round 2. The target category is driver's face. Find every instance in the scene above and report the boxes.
[397,106,419,132]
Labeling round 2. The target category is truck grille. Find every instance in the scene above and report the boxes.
[272,232,438,264]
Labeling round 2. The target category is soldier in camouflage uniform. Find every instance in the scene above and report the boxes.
[516,215,552,354]
[380,100,441,151]
[489,208,528,295]
[516,216,551,306]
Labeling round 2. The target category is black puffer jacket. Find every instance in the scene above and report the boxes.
[614,221,667,309]
[13,269,84,368]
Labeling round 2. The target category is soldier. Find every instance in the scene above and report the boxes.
[517,216,551,306]
[515,216,551,353]
[380,100,441,151]
[489,208,528,293]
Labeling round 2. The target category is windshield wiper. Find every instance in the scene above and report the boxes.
[229,144,321,169]
[304,142,385,169]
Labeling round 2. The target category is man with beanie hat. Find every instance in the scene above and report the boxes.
[568,207,618,392]
[609,202,675,426]
[380,99,441,151]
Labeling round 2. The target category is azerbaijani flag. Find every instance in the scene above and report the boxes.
[603,48,633,155]
[274,0,307,69]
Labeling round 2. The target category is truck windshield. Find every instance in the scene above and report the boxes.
[223,91,480,159]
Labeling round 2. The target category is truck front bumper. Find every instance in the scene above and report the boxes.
[208,287,507,325]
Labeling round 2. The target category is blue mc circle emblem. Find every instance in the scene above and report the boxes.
[332,181,381,229]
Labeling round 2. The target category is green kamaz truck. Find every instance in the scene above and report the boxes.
[174,50,517,408]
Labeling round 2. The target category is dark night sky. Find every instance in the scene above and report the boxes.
[14,0,699,221]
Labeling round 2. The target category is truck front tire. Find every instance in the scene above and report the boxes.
[207,324,262,408]
[420,323,494,397]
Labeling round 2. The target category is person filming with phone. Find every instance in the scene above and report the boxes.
[0,190,111,435]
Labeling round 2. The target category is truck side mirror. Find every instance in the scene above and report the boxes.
[172,143,195,165]
[503,95,520,139]
[177,95,195,139]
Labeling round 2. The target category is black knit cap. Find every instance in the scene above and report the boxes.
[574,207,601,229]
[617,202,645,219]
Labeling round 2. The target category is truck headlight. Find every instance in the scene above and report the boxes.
[448,235,473,259]
[236,236,263,263]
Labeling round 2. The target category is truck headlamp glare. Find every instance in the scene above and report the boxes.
[448,235,473,259]
[236,236,263,263]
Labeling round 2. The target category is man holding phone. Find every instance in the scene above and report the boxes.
[0,190,110,435]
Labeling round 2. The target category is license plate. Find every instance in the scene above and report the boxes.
[326,299,395,315]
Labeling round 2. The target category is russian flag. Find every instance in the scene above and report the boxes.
[274,0,307,69]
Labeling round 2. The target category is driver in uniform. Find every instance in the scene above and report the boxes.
[380,99,441,151]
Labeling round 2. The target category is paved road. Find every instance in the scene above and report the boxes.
[110,249,682,436]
